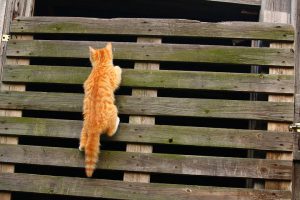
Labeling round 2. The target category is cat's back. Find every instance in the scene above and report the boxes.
[84,67,114,99]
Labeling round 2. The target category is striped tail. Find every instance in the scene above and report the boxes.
[85,133,100,177]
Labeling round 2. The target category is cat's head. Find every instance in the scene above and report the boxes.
[89,42,113,67]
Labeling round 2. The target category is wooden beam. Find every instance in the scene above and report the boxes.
[0,91,294,122]
[0,0,35,200]
[292,0,300,121]
[0,144,293,180]
[10,17,293,41]
[0,173,292,200]
[205,0,261,6]
[0,116,294,151]
[2,65,294,94]
[123,38,161,183]
[6,40,295,66]
[260,0,294,191]
[292,0,300,199]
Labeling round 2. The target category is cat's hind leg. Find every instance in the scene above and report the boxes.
[107,116,120,137]
[79,122,88,151]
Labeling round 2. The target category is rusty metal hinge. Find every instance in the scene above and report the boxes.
[289,123,300,132]
[1,34,10,42]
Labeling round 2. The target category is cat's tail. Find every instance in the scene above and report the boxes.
[85,132,100,177]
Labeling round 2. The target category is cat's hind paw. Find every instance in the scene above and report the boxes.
[107,117,120,137]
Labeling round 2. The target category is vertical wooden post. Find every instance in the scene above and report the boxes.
[292,0,300,199]
[248,40,264,189]
[260,0,294,190]
[123,37,161,183]
[0,0,35,199]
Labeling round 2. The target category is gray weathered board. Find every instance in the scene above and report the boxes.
[10,17,293,41]
[6,40,294,66]
[0,173,291,200]
[0,116,294,151]
[0,91,294,121]
[2,65,294,94]
[0,144,292,180]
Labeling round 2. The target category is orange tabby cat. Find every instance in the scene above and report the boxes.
[79,42,122,177]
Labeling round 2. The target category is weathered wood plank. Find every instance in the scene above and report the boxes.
[0,1,35,200]
[0,116,294,151]
[0,144,292,180]
[260,0,294,191]
[10,17,293,41]
[0,173,291,200]
[6,40,294,66]
[0,91,294,121]
[292,0,300,198]
[293,0,300,122]
[294,162,300,200]
[2,65,294,94]
[124,37,160,183]
[206,0,261,5]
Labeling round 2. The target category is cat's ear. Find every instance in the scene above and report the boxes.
[105,42,113,58]
[89,46,96,54]
[105,42,112,51]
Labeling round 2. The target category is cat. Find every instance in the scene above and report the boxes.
[79,42,122,177]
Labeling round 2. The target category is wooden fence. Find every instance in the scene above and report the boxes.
[0,15,296,199]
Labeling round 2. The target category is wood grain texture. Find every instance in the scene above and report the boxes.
[293,0,300,121]
[0,144,292,180]
[0,91,293,121]
[0,0,7,44]
[0,116,294,151]
[260,0,294,191]
[0,1,35,200]
[6,40,294,66]
[124,37,160,183]
[0,0,12,85]
[2,65,294,94]
[293,162,300,200]
[10,17,293,41]
[0,173,291,200]
[293,0,300,198]
[0,42,27,200]
[205,0,261,5]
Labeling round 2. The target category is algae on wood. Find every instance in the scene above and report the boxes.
[6,40,294,66]
[3,65,294,94]
[0,91,294,121]
[0,144,292,179]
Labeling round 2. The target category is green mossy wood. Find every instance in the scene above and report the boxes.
[0,173,291,200]
[0,116,294,151]
[0,144,292,179]
[6,40,294,66]
[11,17,293,41]
[0,91,293,121]
[3,65,294,94]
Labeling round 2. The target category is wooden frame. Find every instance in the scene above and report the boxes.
[0,0,35,200]
[0,0,299,199]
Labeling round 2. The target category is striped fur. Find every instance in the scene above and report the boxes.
[79,43,122,177]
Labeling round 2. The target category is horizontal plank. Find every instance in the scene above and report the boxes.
[0,173,291,200]
[3,65,294,94]
[206,0,261,5]
[0,117,294,151]
[0,144,292,179]
[6,40,294,66]
[11,17,293,41]
[0,91,293,121]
